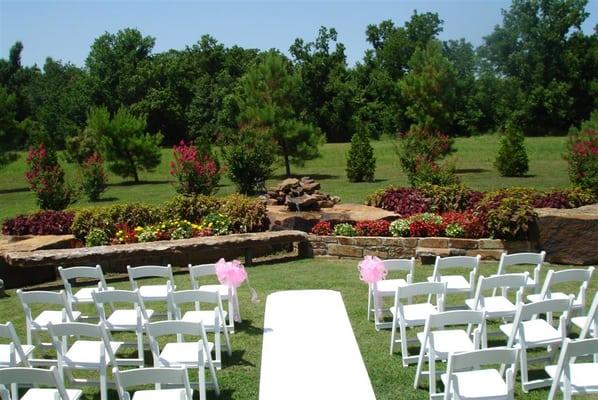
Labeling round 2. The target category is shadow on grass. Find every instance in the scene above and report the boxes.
[108,180,172,187]
[455,168,490,174]
[0,187,29,195]
[234,319,263,337]
[93,197,119,202]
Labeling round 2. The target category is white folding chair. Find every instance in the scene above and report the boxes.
[527,267,594,316]
[0,366,82,400]
[189,263,237,331]
[500,297,573,392]
[442,347,519,400]
[546,338,598,400]
[389,281,446,366]
[0,322,33,400]
[113,366,193,400]
[58,265,114,320]
[16,290,81,347]
[495,251,545,293]
[92,289,153,367]
[168,288,231,369]
[48,322,121,400]
[145,320,219,400]
[414,310,487,399]
[127,265,174,318]
[368,258,415,330]
[427,255,481,307]
[465,273,528,335]
[573,292,598,339]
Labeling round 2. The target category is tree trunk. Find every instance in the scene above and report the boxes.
[132,168,139,183]
[284,154,291,177]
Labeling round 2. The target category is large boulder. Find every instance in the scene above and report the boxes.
[533,204,598,265]
[268,204,398,232]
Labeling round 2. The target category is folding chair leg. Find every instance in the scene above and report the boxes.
[367,286,372,321]
[206,356,220,396]
[400,329,410,367]
[11,383,17,400]
[198,365,206,400]
[223,327,232,357]
[520,349,529,393]
[100,366,107,400]
[429,351,437,397]
[215,332,222,370]
[414,342,426,389]
[389,319,397,355]
[137,332,144,367]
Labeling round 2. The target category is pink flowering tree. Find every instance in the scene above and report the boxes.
[170,140,221,195]
[567,128,598,193]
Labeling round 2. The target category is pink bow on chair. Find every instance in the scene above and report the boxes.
[215,258,258,322]
[358,256,388,320]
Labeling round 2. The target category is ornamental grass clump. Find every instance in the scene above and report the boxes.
[170,140,221,195]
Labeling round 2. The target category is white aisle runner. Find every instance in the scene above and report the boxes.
[259,289,376,400]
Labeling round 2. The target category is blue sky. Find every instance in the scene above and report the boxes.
[1,0,597,67]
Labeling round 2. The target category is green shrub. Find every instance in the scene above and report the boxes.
[334,223,356,237]
[79,153,108,202]
[445,223,465,238]
[71,203,161,239]
[410,161,460,187]
[200,213,231,235]
[563,187,597,207]
[476,189,537,239]
[162,195,222,223]
[419,184,478,213]
[494,123,529,177]
[85,228,109,247]
[346,129,376,182]
[389,219,410,237]
[219,193,269,233]
[364,187,388,208]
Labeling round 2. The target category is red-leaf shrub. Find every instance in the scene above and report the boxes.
[381,187,431,217]
[441,211,486,239]
[409,220,444,237]
[2,211,75,235]
[566,126,598,193]
[170,140,221,195]
[80,152,108,201]
[532,188,597,209]
[355,220,390,236]
[311,220,332,236]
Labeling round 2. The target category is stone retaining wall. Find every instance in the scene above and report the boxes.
[307,235,536,261]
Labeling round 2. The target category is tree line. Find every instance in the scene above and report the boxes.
[1,0,596,163]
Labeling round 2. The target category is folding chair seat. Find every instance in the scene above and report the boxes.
[16,290,81,347]
[92,289,153,367]
[495,251,545,293]
[113,366,193,400]
[368,258,414,330]
[389,281,446,366]
[465,273,528,335]
[441,347,519,400]
[545,338,598,400]
[58,265,114,319]
[0,366,82,400]
[168,288,231,369]
[527,267,594,314]
[500,297,573,392]
[572,292,598,339]
[427,256,480,307]
[145,320,219,400]
[48,322,120,400]
[189,263,237,331]
[127,265,174,313]
[414,310,487,399]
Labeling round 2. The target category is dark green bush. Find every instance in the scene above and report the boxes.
[162,195,222,223]
[219,193,269,233]
[71,203,161,239]
[346,129,375,182]
[419,184,479,213]
[494,123,529,177]
[475,188,536,239]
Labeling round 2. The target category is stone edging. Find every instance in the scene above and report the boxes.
[307,235,537,260]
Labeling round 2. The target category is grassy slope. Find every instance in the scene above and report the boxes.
[0,258,595,399]
[0,135,569,222]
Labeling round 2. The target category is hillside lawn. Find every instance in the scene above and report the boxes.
[0,135,570,222]
[0,258,595,399]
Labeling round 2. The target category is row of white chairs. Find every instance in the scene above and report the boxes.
[0,318,219,400]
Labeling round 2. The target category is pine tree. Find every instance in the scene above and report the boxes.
[346,129,375,182]
[495,122,529,177]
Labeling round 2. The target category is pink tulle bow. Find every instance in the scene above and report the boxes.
[215,258,248,288]
[358,255,387,284]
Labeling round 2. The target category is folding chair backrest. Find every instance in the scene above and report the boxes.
[17,289,75,320]
[383,258,415,280]
[396,281,447,300]
[434,255,481,271]
[547,267,594,286]
[127,265,173,287]
[478,273,529,292]
[168,289,222,318]
[0,322,29,367]
[189,264,217,289]
[563,337,598,358]
[519,297,573,321]
[59,265,107,285]
[48,322,116,364]
[92,289,149,321]
[146,320,206,339]
[0,366,69,399]
[113,366,192,400]
[498,251,545,272]
[449,347,519,371]
[426,310,485,329]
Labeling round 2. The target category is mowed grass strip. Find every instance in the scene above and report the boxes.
[0,135,569,222]
[0,258,595,399]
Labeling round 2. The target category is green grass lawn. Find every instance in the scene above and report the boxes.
[0,258,595,399]
[0,135,570,222]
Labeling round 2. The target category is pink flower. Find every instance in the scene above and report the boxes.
[358,255,387,284]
